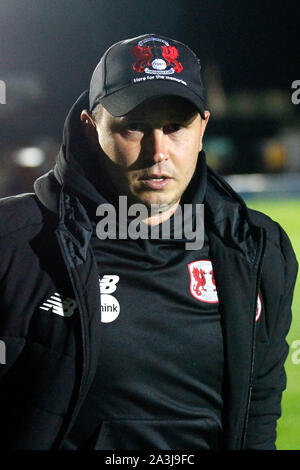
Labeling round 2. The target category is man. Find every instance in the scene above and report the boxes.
[0,34,298,450]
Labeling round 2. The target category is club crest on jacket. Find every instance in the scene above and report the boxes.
[187,260,219,303]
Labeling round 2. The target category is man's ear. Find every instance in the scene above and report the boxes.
[80,109,99,152]
[80,109,96,128]
[198,110,210,152]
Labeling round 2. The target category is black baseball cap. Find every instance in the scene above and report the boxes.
[89,34,206,119]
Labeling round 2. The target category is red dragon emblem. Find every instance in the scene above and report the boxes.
[192,267,207,296]
[192,268,216,297]
[161,45,183,73]
[132,45,153,73]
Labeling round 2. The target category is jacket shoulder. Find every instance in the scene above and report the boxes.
[248,207,298,277]
[0,193,45,237]
[247,207,282,245]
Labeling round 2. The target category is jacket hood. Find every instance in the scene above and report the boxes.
[34,90,116,216]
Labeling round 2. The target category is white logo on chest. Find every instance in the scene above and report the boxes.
[39,293,77,317]
[99,275,120,323]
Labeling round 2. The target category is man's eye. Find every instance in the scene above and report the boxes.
[164,123,183,134]
[126,123,144,132]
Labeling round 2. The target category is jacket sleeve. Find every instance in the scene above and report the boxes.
[244,225,298,449]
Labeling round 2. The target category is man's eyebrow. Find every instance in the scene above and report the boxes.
[118,112,198,124]
[118,115,144,122]
[110,116,134,126]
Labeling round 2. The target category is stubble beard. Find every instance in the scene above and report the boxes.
[128,179,191,217]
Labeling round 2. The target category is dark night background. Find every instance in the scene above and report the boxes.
[1,1,300,451]
[0,0,299,196]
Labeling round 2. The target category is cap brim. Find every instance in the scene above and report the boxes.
[99,80,206,119]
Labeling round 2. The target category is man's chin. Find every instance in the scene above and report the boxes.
[132,195,180,213]
[119,185,182,211]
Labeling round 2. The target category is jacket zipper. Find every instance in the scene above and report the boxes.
[54,230,91,449]
[240,227,266,449]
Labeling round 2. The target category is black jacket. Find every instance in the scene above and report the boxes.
[0,91,298,450]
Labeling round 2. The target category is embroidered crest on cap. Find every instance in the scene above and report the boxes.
[132,37,183,76]
[188,260,219,304]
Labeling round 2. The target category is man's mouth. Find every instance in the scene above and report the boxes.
[145,177,165,181]
[138,174,172,189]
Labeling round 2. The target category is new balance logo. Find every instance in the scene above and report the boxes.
[99,275,120,323]
[40,293,77,317]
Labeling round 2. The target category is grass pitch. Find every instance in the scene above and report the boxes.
[246,198,300,450]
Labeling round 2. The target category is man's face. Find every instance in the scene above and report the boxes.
[92,96,209,210]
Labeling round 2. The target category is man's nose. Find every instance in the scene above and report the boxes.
[144,129,168,163]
